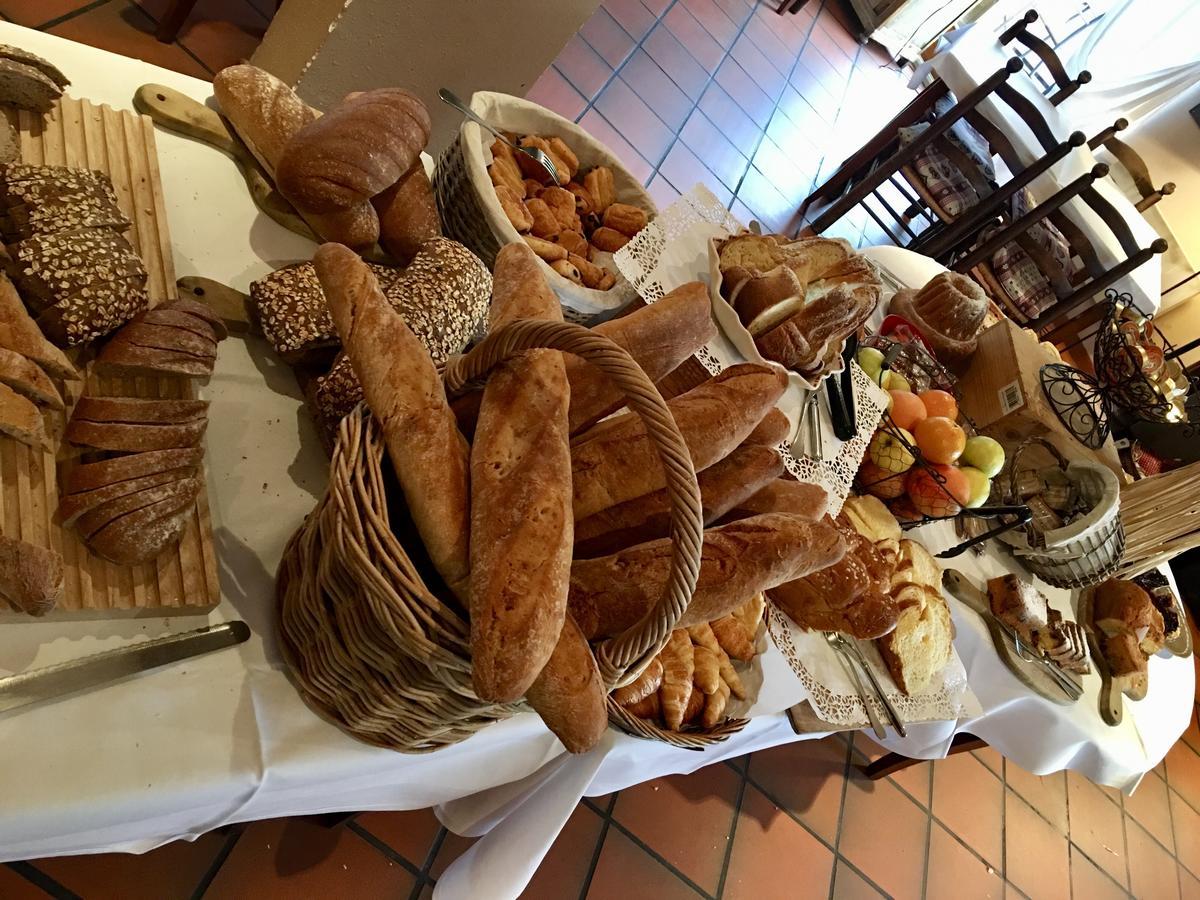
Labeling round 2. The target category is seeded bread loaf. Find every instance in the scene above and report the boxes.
[37,277,150,346]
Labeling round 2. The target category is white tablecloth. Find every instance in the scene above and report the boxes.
[0,27,1191,900]
[911,7,1163,312]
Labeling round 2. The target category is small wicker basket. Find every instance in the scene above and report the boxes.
[276,319,748,751]
[997,437,1125,589]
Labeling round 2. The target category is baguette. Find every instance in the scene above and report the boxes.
[373,163,441,264]
[0,534,62,616]
[569,363,787,519]
[744,408,789,446]
[569,513,846,639]
[724,478,829,522]
[523,614,607,753]
[313,242,470,598]
[565,282,716,433]
[469,243,572,702]
[573,444,784,558]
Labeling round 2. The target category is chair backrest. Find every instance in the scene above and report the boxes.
[999,10,1092,106]
[1087,118,1177,211]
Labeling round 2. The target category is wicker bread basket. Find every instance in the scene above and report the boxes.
[431,91,656,323]
[277,319,748,751]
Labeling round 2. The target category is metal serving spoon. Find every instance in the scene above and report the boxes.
[438,88,561,185]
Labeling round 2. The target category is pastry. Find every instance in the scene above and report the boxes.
[602,203,647,237]
[692,644,721,695]
[687,621,745,699]
[313,242,471,600]
[568,513,847,638]
[0,533,62,616]
[611,657,664,707]
[276,88,431,214]
[658,629,694,731]
[888,273,988,371]
[711,614,755,661]
[469,244,572,702]
[569,363,788,520]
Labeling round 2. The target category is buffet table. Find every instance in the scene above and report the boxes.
[0,24,1193,900]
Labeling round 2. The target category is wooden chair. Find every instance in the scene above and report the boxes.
[999,10,1092,106]
[1088,119,1177,212]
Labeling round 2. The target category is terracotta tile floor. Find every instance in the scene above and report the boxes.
[8,0,1200,896]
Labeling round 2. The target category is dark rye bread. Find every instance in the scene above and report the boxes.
[57,468,189,527]
[9,226,131,264]
[0,272,76,379]
[86,495,195,564]
[65,417,207,452]
[64,447,203,494]
[0,58,61,113]
[71,396,209,425]
[75,477,200,540]
[0,346,62,408]
[15,254,148,309]
[1,174,119,209]
[0,45,69,89]
[36,276,150,346]
[1,198,130,241]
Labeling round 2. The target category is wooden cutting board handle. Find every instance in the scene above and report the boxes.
[176,276,260,336]
[134,84,236,155]
[1078,587,1122,726]
[135,84,318,243]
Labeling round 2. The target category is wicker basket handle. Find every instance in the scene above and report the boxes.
[443,318,704,686]
[1007,436,1069,502]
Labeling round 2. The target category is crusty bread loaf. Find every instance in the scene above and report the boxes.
[0,380,48,449]
[314,242,471,599]
[725,478,829,522]
[469,243,572,702]
[373,163,442,265]
[58,468,190,527]
[161,297,229,341]
[569,513,846,639]
[0,346,61,409]
[0,272,76,380]
[565,281,716,433]
[277,89,431,213]
[876,593,954,695]
[0,45,68,89]
[64,447,202,494]
[0,534,62,615]
[75,477,199,540]
[573,443,783,558]
[66,417,206,452]
[570,363,787,520]
[0,58,61,113]
[523,614,608,753]
[71,396,208,425]
[744,407,789,446]
[87,495,194,565]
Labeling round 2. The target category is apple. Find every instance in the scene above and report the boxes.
[856,347,885,382]
[959,466,992,508]
[868,427,915,474]
[906,464,969,518]
[858,460,906,499]
[880,370,911,392]
[961,435,1005,478]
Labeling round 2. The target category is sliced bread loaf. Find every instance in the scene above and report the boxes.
[0,58,62,112]
[64,447,203,495]
[0,379,48,449]
[0,346,62,408]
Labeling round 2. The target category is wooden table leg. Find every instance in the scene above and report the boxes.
[859,733,988,780]
[155,0,200,42]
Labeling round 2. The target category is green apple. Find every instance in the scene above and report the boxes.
[880,369,911,393]
[856,347,885,382]
[960,466,991,508]
[961,435,1005,478]
[868,427,916,474]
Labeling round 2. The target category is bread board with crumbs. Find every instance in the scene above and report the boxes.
[0,97,219,617]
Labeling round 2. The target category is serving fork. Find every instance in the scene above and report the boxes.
[438,88,561,185]
[825,632,908,738]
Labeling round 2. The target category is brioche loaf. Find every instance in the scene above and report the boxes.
[0,534,62,615]
[573,443,784,558]
[313,242,471,599]
[564,282,716,433]
[277,88,431,213]
[469,243,572,702]
[569,513,846,639]
[569,363,787,520]
[524,614,608,753]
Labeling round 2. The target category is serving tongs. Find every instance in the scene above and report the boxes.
[825,333,859,441]
[935,505,1033,558]
[824,631,907,738]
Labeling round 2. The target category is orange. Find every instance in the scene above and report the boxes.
[906,464,970,518]
[919,389,958,420]
[857,460,906,499]
[888,390,927,431]
[914,416,966,465]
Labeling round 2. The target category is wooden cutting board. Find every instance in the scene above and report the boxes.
[0,97,219,617]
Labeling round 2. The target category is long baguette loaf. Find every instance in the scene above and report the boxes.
[469,243,572,702]
[724,478,830,522]
[744,407,789,446]
[372,163,441,265]
[569,363,787,520]
[313,242,470,599]
[573,443,784,558]
[524,614,607,753]
[569,513,846,638]
[565,281,716,433]
[212,64,379,249]
[0,534,62,615]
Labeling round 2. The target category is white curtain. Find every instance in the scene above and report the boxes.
[1063,0,1200,134]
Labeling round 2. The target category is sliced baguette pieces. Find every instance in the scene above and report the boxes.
[0,345,62,408]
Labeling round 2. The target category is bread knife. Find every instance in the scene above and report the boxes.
[0,622,250,714]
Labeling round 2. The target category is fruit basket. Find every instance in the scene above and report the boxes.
[853,336,1030,554]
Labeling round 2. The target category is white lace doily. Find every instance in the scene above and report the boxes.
[767,604,980,727]
[614,185,888,514]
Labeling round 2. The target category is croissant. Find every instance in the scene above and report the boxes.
[659,629,694,731]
